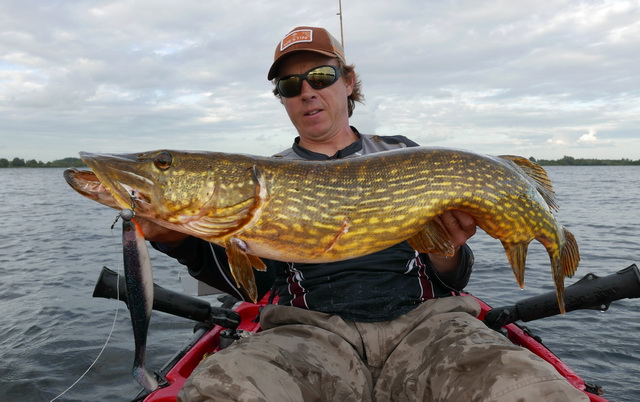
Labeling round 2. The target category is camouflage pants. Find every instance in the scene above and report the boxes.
[178,296,589,402]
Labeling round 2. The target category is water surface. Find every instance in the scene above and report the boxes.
[0,166,638,401]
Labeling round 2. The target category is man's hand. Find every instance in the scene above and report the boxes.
[429,210,477,274]
[135,217,189,247]
[435,210,477,249]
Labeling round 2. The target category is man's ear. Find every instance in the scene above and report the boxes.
[344,72,355,96]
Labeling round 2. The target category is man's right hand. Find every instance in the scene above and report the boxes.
[135,217,189,247]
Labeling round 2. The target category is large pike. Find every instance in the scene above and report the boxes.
[65,147,579,312]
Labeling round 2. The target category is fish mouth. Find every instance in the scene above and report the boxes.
[78,152,155,216]
[64,168,120,209]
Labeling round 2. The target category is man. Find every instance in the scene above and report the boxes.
[146,26,588,401]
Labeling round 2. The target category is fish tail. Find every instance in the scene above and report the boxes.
[551,227,580,315]
[133,365,158,392]
[551,255,567,315]
[561,227,580,278]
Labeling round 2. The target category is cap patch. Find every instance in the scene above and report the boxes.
[280,29,313,51]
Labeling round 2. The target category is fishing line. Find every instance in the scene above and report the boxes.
[49,212,127,402]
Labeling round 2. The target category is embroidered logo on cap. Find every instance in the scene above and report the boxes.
[280,29,313,51]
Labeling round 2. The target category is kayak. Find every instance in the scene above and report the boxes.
[92,264,640,402]
[134,296,605,402]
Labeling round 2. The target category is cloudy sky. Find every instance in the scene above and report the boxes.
[1,0,639,162]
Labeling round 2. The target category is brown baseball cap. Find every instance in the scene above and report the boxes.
[267,26,346,80]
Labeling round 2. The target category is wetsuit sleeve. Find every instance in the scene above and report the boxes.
[151,237,276,301]
[422,244,474,293]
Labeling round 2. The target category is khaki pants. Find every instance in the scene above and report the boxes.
[178,296,589,402]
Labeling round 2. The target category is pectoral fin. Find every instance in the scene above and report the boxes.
[502,241,529,289]
[225,237,265,303]
[407,220,455,256]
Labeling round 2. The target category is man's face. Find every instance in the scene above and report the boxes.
[277,52,354,143]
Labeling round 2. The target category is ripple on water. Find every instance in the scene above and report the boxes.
[1,166,639,402]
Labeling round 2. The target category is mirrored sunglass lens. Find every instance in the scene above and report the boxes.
[307,67,337,88]
[278,77,301,97]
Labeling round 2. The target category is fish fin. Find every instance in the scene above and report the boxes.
[248,254,267,272]
[225,238,259,303]
[561,227,580,278]
[499,155,559,212]
[501,241,529,289]
[550,254,567,315]
[407,220,455,256]
[555,226,583,315]
[543,227,579,316]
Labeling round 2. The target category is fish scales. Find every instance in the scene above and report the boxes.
[67,146,579,311]
[244,150,540,260]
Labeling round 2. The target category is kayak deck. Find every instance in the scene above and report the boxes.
[139,293,606,402]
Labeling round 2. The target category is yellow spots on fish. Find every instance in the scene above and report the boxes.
[287,205,300,213]
[361,196,392,205]
[377,215,406,224]
[347,227,370,237]
[312,221,341,231]
[373,226,400,234]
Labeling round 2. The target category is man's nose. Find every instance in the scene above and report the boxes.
[299,80,317,100]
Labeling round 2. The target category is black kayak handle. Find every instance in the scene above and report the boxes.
[484,264,640,330]
[93,266,241,330]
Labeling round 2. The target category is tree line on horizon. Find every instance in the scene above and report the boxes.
[529,155,640,166]
[1,155,639,168]
[0,157,86,168]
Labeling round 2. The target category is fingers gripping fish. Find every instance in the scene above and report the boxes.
[64,147,580,313]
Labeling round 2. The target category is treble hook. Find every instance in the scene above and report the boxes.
[111,191,137,229]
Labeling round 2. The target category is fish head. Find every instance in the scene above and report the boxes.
[79,150,221,224]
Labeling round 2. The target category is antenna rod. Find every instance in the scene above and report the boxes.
[337,0,344,47]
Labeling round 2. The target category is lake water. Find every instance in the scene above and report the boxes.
[0,166,639,401]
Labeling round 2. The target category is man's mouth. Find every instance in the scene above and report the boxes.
[305,109,322,116]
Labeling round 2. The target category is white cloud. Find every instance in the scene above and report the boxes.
[547,137,570,147]
[577,128,613,146]
[1,0,639,161]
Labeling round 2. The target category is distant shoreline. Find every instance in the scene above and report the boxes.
[1,155,639,168]
[0,157,86,168]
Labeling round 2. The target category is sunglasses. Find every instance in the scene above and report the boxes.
[276,65,341,98]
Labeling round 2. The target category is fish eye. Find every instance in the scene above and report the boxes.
[154,151,172,171]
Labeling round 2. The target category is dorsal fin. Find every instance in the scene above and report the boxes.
[498,155,559,212]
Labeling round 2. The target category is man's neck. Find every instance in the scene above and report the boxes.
[297,127,359,157]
